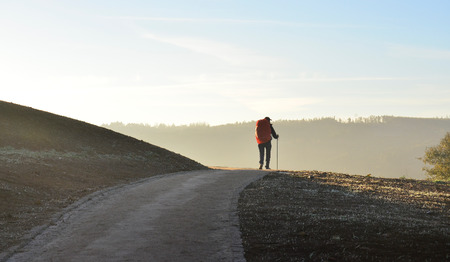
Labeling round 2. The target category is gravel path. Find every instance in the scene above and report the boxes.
[7,169,266,262]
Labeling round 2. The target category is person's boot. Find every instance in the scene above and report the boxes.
[265,162,270,169]
[259,164,263,169]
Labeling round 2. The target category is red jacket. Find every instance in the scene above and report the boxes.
[255,118,272,144]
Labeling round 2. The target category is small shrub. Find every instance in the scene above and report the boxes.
[422,132,450,181]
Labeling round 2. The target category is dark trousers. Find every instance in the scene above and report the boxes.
[258,141,272,167]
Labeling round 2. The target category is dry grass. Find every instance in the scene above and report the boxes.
[238,171,449,261]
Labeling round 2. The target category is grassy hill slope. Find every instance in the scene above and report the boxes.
[0,101,206,253]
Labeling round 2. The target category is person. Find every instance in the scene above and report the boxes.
[255,117,279,169]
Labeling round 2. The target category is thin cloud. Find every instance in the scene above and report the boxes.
[242,97,322,114]
[142,32,279,66]
[259,76,420,83]
[104,16,364,28]
[388,44,450,60]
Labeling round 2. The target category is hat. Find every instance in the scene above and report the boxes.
[265,117,271,121]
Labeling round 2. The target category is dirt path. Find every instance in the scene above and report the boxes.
[6,169,266,262]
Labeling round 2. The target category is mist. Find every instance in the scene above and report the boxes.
[103,116,450,179]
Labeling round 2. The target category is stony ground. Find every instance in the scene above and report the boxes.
[238,171,449,261]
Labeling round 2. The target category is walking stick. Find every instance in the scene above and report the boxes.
[277,137,279,170]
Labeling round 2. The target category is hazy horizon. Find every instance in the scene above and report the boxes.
[104,116,450,180]
[102,114,450,127]
[2,1,450,126]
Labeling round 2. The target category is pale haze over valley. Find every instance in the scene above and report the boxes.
[104,117,450,180]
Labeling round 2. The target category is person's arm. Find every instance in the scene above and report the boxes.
[270,125,279,139]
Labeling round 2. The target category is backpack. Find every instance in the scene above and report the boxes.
[255,118,271,144]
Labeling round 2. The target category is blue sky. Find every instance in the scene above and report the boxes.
[1,0,449,125]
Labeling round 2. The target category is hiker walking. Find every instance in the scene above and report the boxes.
[255,117,279,169]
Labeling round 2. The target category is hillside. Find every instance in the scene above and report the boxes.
[0,101,206,253]
[104,117,450,179]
